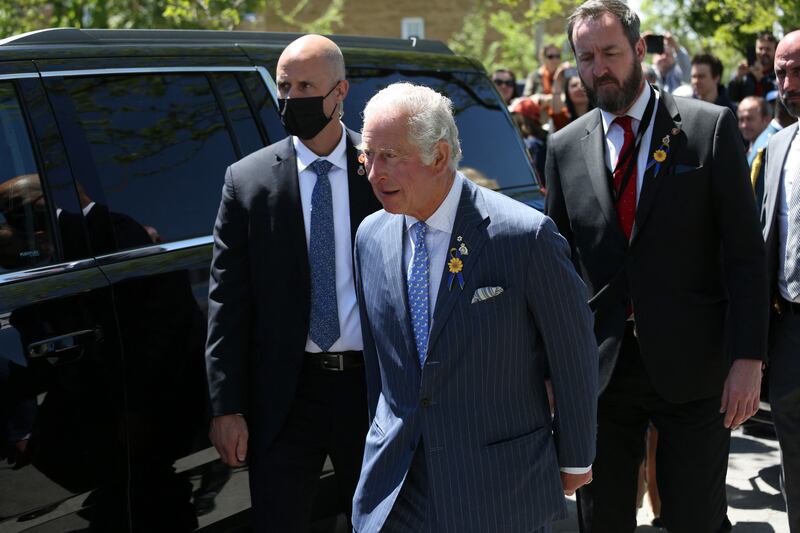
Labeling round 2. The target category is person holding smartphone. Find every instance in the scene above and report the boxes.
[647,32,691,93]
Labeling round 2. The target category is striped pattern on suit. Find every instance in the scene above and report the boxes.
[352,177,598,532]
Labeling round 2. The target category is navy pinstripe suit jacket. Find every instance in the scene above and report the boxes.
[352,177,599,532]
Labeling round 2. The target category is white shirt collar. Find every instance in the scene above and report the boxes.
[293,123,348,173]
[405,172,463,233]
[600,83,654,135]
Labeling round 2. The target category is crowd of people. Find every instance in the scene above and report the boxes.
[204,1,800,532]
[496,28,795,202]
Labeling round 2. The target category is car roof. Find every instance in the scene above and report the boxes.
[0,28,484,72]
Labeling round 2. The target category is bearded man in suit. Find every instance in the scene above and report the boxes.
[545,1,769,531]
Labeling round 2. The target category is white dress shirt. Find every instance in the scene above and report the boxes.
[600,84,660,204]
[403,172,464,316]
[295,125,363,352]
[777,122,800,303]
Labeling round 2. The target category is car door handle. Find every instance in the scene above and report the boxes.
[28,327,103,359]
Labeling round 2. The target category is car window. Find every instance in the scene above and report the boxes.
[343,69,538,192]
[0,83,53,273]
[240,71,286,145]
[211,73,265,158]
[46,73,238,249]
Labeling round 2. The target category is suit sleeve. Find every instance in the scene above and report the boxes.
[710,109,769,361]
[205,166,253,416]
[526,216,598,468]
[544,137,575,251]
[354,227,381,421]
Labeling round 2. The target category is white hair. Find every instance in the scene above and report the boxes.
[362,82,462,171]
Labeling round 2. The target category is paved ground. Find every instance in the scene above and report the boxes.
[553,427,789,532]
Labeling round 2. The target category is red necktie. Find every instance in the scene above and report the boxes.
[613,115,637,240]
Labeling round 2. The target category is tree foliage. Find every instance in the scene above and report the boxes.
[449,0,579,77]
[264,0,344,34]
[641,0,800,56]
[0,0,265,37]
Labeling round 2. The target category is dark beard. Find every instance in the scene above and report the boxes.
[584,60,644,114]
[780,91,800,118]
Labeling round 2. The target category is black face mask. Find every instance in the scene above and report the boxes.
[278,82,340,140]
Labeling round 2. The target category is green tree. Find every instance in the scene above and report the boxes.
[0,0,265,37]
[449,0,579,79]
[641,0,800,59]
[265,0,344,34]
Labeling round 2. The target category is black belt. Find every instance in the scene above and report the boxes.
[304,351,363,372]
[778,296,800,315]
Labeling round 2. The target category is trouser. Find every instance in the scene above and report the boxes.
[248,364,368,533]
[768,311,800,532]
[578,326,731,533]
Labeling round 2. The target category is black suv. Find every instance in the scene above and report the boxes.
[0,28,542,532]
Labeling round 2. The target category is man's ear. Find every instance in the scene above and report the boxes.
[432,140,451,173]
[635,37,646,63]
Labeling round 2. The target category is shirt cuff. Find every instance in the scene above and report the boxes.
[560,465,592,474]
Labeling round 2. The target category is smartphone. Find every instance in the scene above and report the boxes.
[746,45,757,66]
[645,34,664,54]
[563,67,578,79]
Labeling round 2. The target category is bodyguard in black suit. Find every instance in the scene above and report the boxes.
[761,31,800,533]
[205,35,380,531]
[546,1,769,531]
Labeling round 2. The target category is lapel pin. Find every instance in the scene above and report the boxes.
[671,127,680,136]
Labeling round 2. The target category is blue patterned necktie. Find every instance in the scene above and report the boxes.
[408,221,430,366]
[308,159,340,351]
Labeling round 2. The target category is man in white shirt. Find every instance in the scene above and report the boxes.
[761,29,800,533]
[352,82,598,533]
[205,34,380,531]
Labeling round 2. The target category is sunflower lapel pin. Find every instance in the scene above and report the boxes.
[447,236,468,290]
[645,126,680,177]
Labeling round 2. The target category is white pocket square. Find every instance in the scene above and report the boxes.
[471,286,504,304]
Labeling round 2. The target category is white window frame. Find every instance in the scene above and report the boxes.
[401,17,425,40]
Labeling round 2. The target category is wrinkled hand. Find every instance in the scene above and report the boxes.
[210,414,249,466]
[561,470,593,496]
[720,359,763,429]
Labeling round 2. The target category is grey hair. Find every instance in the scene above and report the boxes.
[567,0,640,53]
[362,82,462,171]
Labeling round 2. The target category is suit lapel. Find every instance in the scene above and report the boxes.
[270,138,311,292]
[632,88,682,244]
[764,123,798,241]
[382,215,417,360]
[426,180,490,356]
[581,111,628,246]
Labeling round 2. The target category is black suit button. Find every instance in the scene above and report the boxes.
[420,398,431,407]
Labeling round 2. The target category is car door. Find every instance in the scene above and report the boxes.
[0,64,129,532]
[39,60,282,531]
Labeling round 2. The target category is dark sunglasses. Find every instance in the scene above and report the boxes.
[546,53,561,60]
[493,79,515,87]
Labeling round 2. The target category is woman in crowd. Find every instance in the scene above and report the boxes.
[492,68,518,105]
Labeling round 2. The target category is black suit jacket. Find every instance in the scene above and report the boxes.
[205,128,380,451]
[546,87,769,403]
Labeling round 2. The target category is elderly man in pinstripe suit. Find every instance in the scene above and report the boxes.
[351,82,599,533]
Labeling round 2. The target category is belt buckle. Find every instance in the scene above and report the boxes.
[322,353,344,371]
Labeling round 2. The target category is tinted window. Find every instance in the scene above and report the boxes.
[0,83,52,273]
[343,70,540,195]
[211,73,264,157]
[241,71,286,145]
[49,73,238,248]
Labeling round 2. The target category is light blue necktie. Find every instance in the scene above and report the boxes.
[408,221,430,366]
[308,159,340,351]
